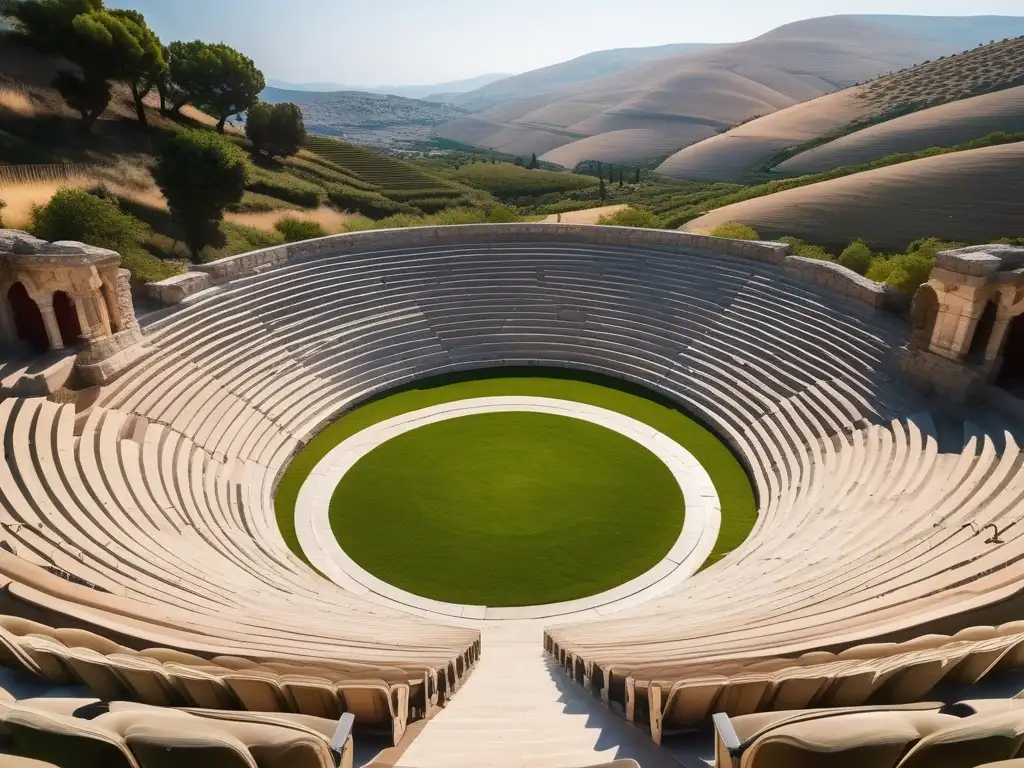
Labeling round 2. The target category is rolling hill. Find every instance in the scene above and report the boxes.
[658,34,1024,180]
[435,43,720,113]
[775,85,1024,175]
[438,15,1024,169]
[682,143,1024,251]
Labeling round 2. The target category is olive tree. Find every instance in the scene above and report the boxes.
[153,130,249,261]
[246,101,305,158]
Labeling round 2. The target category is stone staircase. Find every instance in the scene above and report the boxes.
[396,626,682,768]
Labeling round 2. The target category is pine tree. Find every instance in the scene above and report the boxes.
[635,167,641,184]
[599,178,606,202]
[527,152,539,170]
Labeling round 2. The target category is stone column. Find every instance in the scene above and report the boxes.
[73,295,96,342]
[101,272,121,333]
[115,269,140,333]
[38,299,63,351]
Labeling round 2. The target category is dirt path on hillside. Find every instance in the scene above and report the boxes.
[543,204,627,225]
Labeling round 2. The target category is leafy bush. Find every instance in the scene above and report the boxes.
[120,249,184,283]
[32,188,148,252]
[247,166,324,208]
[325,185,414,219]
[838,240,874,275]
[708,222,760,240]
[781,236,834,261]
[865,258,895,283]
[597,206,660,228]
[247,101,305,157]
[883,253,936,295]
[906,237,966,258]
[275,217,326,242]
[485,204,521,223]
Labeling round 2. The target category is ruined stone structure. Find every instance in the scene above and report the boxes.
[0,230,150,391]
[901,244,1024,399]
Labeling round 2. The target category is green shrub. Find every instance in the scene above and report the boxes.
[883,253,935,295]
[120,249,185,283]
[32,188,148,252]
[708,222,760,240]
[906,237,966,258]
[247,166,324,208]
[597,206,660,228]
[865,257,895,283]
[325,185,414,219]
[781,236,834,261]
[275,217,326,242]
[838,240,874,274]
[485,204,521,223]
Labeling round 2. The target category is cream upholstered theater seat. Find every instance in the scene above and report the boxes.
[893,710,1024,767]
[2,706,140,768]
[715,704,1024,768]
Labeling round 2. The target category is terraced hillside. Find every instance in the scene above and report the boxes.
[658,35,1024,180]
[304,135,463,196]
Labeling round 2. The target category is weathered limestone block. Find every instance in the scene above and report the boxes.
[145,272,212,305]
[896,345,996,401]
[74,328,153,386]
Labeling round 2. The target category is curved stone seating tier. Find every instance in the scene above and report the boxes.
[0,235,1019,754]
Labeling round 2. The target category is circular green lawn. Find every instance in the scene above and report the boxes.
[275,370,758,607]
[330,411,684,606]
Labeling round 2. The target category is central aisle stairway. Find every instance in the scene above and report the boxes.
[396,626,682,768]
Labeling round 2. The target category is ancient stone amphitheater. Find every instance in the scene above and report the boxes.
[1,224,1024,768]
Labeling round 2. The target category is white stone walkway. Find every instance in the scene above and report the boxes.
[395,624,686,768]
[296,396,721,623]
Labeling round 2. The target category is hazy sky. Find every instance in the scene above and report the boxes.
[108,0,1024,86]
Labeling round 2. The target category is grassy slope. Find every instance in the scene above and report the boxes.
[332,411,684,606]
[275,371,758,603]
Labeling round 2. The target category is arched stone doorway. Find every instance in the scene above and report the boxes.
[998,314,1024,392]
[7,282,49,353]
[967,300,999,364]
[52,290,81,347]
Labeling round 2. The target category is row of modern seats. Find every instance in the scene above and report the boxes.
[713,698,1024,768]
[0,614,418,745]
[557,619,1024,743]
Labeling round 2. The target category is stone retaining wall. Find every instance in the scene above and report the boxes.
[145,224,892,311]
[784,255,905,311]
